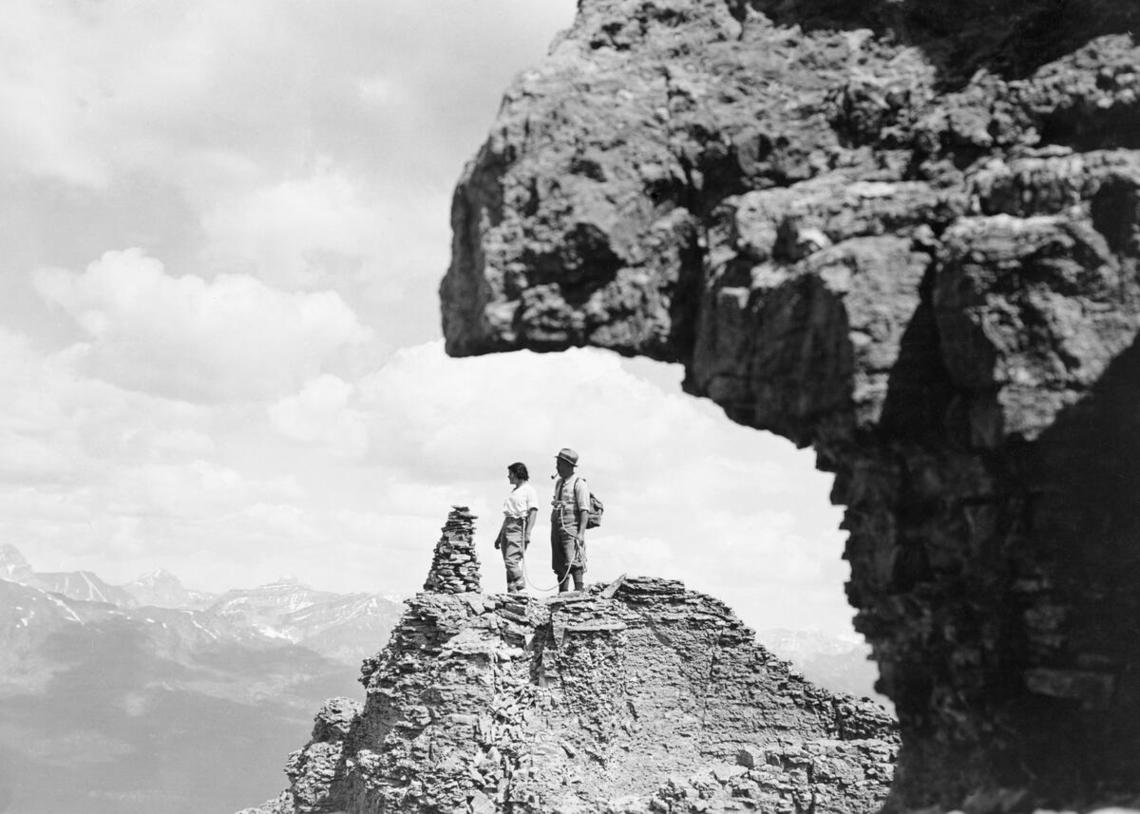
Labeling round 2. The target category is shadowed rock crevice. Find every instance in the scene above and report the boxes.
[734,0,1140,89]
[439,1,1140,810]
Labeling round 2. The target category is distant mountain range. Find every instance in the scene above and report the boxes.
[0,545,404,814]
[122,567,218,610]
[208,579,402,663]
[0,545,404,663]
[2,543,139,608]
[757,626,888,705]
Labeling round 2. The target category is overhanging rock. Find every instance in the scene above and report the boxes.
[440,0,1140,810]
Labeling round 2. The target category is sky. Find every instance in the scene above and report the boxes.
[0,0,857,637]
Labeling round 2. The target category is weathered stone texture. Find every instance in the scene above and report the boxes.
[257,563,897,814]
[440,0,1140,810]
[281,697,360,814]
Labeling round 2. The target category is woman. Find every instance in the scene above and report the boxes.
[495,462,538,593]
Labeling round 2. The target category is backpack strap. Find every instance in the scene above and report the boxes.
[556,474,581,508]
[569,474,585,512]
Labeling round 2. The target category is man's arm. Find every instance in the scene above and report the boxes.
[576,507,589,540]
[574,478,590,540]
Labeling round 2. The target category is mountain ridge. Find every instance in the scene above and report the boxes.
[243,508,898,814]
[0,546,405,814]
[0,543,405,657]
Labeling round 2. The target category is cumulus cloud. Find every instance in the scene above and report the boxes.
[347,342,826,499]
[33,248,371,402]
[0,325,308,580]
[0,0,576,188]
[0,328,91,484]
[0,0,578,353]
[268,374,369,457]
[199,164,387,289]
[104,460,303,520]
[0,433,78,484]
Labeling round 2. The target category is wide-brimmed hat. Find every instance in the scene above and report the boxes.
[555,447,579,467]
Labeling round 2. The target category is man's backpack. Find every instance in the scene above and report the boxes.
[585,491,604,529]
[563,475,604,529]
[576,476,604,529]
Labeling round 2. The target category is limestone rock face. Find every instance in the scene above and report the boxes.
[254,572,897,814]
[283,697,361,813]
[440,0,1140,810]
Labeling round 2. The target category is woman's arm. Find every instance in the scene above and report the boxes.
[524,507,537,545]
[495,516,507,549]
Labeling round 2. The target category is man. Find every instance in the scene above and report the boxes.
[550,447,590,593]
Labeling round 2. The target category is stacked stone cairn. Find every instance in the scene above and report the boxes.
[422,505,480,594]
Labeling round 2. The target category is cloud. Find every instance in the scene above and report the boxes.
[33,248,371,402]
[0,432,78,484]
[199,163,387,289]
[0,327,852,633]
[0,0,247,188]
[0,328,90,484]
[268,374,369,457]
[346,342,829,501]
[104,460,304,520]
[261,343,851,631]
[146,428,218,458]
[0,0,578,189]
[0,0,579,357]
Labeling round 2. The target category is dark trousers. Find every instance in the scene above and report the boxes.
[550,508,585,591]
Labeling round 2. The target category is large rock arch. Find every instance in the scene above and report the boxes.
[440,1,1140,810]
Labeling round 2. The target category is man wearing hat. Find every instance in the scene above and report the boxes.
[551,447,591,592]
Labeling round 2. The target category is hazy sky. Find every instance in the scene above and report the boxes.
[0,0,856,636]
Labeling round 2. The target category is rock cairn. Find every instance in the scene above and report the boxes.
[422,505,480,594]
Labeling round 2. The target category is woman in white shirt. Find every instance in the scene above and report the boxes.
[495,462,538,593]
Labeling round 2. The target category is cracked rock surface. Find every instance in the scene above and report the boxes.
[243,512,897,814]
[440,1,1140,810]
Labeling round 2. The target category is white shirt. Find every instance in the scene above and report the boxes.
[502,482,538,518]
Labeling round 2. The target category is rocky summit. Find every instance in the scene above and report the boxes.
[242,507,898,813]
[440,0,1140,810]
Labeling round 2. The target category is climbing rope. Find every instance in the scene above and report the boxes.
[521,544,578,593]
[520,517,582,593]
[515,479,584,594]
